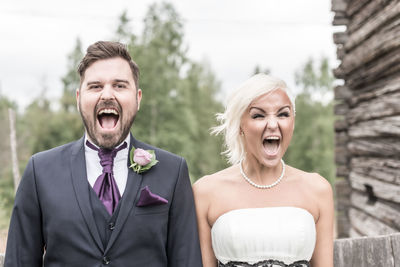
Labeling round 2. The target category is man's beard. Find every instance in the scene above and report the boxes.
[79,101,136,149]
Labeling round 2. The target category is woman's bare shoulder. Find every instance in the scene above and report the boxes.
[288,165,333,198]
[193,166,238,216]
[193,165,237,195]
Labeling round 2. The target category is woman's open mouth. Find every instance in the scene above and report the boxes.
[263,136,280,156]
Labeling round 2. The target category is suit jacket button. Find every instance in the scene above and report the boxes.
[109,222,115,230]
[102,256,110,265]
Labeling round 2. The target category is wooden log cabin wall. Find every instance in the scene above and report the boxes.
[332,0,400,238]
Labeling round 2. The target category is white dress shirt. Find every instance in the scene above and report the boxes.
[84,134,130,196]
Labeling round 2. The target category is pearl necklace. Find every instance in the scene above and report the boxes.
[239,159,285,189]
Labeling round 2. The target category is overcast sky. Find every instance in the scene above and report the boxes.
[0,0,338,110]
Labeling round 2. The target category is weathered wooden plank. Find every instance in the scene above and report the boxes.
[351,157,400,185]
[333,65,346,79]
[341,19,400,74]
[336,178,352,197]
[349,227,363,238]
[335,145,349,165]
[345,47,400,90]
[337,214,351,238]
[335,119,348,131]
[332,0,348,12]
[347,0,371,17]
[349,208,398,236]
[334,233,400,267]
[334,102,349,116]
[334,85,352,100]
[347,91,400,124]
[333,32,348,45]
[335,178,351,211]
[392,234,400,267]
[336,45,345,60]
[349,171,400,202]
[335,131,349,146]
[348,138,400,158]
[349,75,400,106]
[333,12,349,27]
[347,0,395,36]
[336,164,349,177]
[348,115,400,138]
[351,191,400,230]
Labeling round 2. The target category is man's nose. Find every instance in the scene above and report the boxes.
[100,84,115,100]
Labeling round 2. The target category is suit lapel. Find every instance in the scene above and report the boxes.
[70,137,103,252]
[105,134,143,253]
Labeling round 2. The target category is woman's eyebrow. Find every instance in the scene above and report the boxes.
[249,107,265,113]
[278,105,291,112]
[249,106,291,113]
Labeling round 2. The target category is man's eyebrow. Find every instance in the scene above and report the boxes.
[114,79,130,84]
[86,79,130,85]
[86,81,101,85]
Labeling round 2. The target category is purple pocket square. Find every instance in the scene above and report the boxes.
[136,186,168,207]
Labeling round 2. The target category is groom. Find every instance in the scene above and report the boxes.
[5,41,202,266]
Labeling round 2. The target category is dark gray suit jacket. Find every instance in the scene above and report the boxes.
[5,135,202,267]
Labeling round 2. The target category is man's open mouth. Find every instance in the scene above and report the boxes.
[97,108,119,129]
[263,136,280,156]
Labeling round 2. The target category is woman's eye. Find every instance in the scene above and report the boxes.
[278,112,290,117]
[251,114,264,119]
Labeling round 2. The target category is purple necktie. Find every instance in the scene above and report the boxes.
[86,140,127,215]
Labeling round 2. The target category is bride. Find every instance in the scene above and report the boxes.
[193,74,334,267]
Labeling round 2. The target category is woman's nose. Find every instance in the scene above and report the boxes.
[266,117,278,130]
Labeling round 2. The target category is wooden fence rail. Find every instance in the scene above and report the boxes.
[334,233,400,267]
[0,233,399,266]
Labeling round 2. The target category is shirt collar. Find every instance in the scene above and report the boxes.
[84,134,131,154]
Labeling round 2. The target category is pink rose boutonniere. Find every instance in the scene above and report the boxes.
[129,146,158,174]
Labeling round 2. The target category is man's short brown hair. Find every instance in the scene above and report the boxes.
[78,41,140,89]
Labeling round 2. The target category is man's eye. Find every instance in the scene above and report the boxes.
[115,84,126,88]
[89,85,101,89]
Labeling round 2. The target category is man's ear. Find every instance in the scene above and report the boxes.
[137,88,142,111]
[76,88,80,112]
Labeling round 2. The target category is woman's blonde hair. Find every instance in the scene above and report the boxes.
[212,73,295,164]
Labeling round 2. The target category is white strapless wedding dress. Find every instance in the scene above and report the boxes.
[211,207,316,267]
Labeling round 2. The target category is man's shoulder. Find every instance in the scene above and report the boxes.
[32,139,81,161]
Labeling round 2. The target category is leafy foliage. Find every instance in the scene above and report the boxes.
[284,57,335,184]
[0,96,17,228]
[115,3,228,179]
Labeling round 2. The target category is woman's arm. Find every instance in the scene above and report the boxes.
[310,174,334,267]
[193,177,218,267]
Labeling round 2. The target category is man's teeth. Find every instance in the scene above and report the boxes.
[266,136,280,140]
[99,109,118,115]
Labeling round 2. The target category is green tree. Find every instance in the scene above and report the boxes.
[181,61,228,179]
[284,57,335,184]
[112,3,227,179]
[61,38,83,113]
[21,39,84,155]
[0,95,17,228]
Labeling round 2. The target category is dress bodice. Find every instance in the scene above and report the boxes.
[211,207,316,266]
